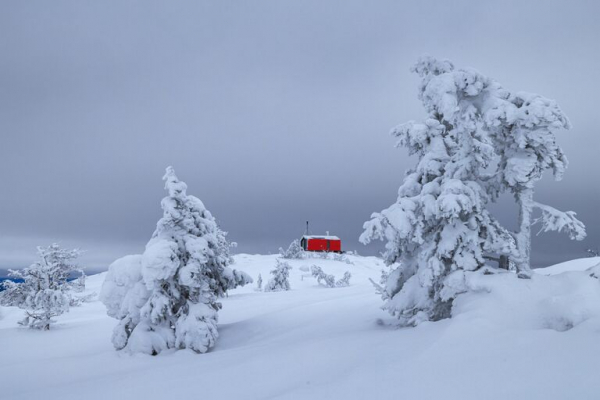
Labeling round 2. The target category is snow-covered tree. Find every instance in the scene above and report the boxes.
[362,56,585,325]
[264,260,292,292]
[0,244,82,330]
[360,56,516,326]
[310,265,336,288]
[70,270,86,293]
[256,274,263,291]
[484,91,586,273]
[100,167,251,355]
[309,265,351,288]
[335,272,352,287]
[279,239,305,259]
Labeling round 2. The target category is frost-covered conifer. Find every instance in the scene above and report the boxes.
[361,56,516,326]
[279,239,305,259]
[362,56,586,325]
[0,244,82,330]
[264,260,292,292]
[100,167,251,355]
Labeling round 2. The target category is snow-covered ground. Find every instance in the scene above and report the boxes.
[1,254,600,400]
[534,256,600,276]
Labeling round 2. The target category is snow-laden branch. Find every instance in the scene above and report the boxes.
[532,202,586,241]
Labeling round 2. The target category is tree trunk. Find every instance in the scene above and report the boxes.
[499,255,510,270]
[515,188,534,278]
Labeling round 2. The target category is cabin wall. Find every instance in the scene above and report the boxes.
[329,240,341,252]
[305,239,342,253]
[307,239,328,252]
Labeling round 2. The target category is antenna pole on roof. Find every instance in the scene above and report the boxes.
[305,221,309,236]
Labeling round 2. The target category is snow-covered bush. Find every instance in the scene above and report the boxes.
[100,167,251,355]
[70,271,86,293]
[335,272,352,287]
[310,265,335,288]
[279,239,305,259]
[310,265,351,288]
[0,244,82,330]
[256,274,263,291]
[264,260,292,292]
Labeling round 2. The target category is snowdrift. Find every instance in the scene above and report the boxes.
[534,256,600,276]
[1,253,599,400]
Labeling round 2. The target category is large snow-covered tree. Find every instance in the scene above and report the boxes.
[361,56,585,326]
[0,244,82,330]
[360,57,516,326]
[100,167,251,355]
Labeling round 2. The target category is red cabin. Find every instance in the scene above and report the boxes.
[301,235,342,253]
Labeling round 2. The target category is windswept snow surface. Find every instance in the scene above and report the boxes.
[535,256,600,276]
[1,254,600,399]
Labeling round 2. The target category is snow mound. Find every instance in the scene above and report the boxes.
[457,269,600,332]
[534,257,600,276]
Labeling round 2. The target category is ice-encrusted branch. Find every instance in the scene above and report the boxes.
[532,202,586,241]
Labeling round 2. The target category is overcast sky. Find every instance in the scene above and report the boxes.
[1,0,598,272]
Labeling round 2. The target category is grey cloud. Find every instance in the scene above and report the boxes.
[1,0,598,271]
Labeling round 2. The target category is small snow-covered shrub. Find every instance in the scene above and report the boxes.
[100,167,251,355]
[70,271,86,293]
[0,244,82,330]
[336,272,352,287]
[264,260,292,292]
[310,265,335,288]
[67,270,97,306]
[310,266,352,288]
[255,274,263,291]
[279,239,305,259]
